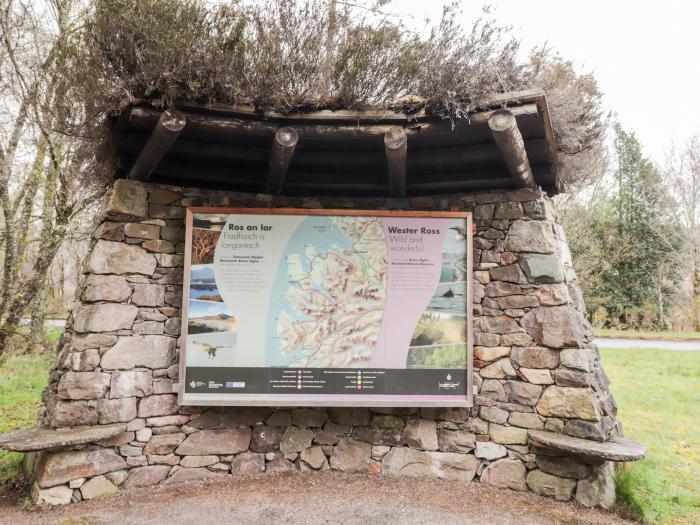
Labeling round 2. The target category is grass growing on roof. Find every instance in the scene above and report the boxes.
[600,347,700,524]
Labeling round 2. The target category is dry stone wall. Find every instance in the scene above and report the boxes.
[34,179,618,508]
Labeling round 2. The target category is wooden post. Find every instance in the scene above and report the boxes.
[265,127,299,194]
[128,109,186,181]
[384,127,407,198]
[488,109,535,188]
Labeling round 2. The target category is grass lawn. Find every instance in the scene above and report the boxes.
[600,348,700,524]
[595,328,700,342]
[0,327,61,488]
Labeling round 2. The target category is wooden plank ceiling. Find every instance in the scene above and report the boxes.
[110,88,559,197]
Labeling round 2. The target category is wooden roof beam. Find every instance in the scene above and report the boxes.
[384,127,407,198]
[265,127,298,194]
[488,109,535,188]
[128,109,186,181]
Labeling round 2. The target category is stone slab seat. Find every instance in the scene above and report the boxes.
[528,430,646,463]
[0,423,127,452]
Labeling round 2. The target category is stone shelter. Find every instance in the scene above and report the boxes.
[0,88,645,507]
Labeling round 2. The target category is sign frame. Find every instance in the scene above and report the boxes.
[178,207,473,407]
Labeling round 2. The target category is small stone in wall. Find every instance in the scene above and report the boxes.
[80,475,118,500]
[519,254,564,284]
[124,222,160,240]
[488,424,528,445]
[330,438,371,472]
[510,347,559,369]
[250,425,284,453]
[122,465,170,489]
[382,448,480,482]
[519,368,553,385]
[138,394,178,418]
[404,419,438,451]
[505,220,555,254]
[437,430,476,453]
[110,370,153,398]
[474,346,510,362]
[87,240,156,276]
[105,180,147,219]
[180,455,218,468]
[300,447,327,469]
[65,349,101,372]
[508,412,544,430]
[32,484,73,506]
[480,358,516,379]
[504,381,542,406]
[57,372,110,400]
[291,408,328,428]
[536,386,601,422]
[105,470,128,486]
[175,429,251,456]
[559,348,595,372]
[575,462,616,509]
[82,275,132,303]
[143,433,185,455]
[480,458,527,491]
[230,452,265,475]
[49,400,98,428]
[132,284,165,307]
[101,336,175,370]
[266,456,294,473]
[521,306,587,349]
[328,408,371,426]
[279,427,314,454]
[73,304,138,333]
[536,455,592,479]
[36,449,126,488]
[97,397,138,424]
[474,442,507,460]
[526,469,577,502]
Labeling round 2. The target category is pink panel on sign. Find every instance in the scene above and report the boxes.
[370,218,448,368]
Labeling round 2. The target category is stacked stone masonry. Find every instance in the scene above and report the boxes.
[34,179,619,508]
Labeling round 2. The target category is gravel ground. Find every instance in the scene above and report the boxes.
[0,472,637,525]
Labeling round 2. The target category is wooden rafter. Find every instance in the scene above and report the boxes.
[384,127,407,198]
[128,109,186,181]
[265,127,298,194]
[488,109,535,188]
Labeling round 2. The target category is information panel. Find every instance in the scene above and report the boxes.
[179,208,472,407]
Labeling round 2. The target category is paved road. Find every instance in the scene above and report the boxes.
[595,337,700,351]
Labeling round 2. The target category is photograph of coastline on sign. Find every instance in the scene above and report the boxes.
[189,264,222,302]
[186,299,237,367]
[187,299,236,334]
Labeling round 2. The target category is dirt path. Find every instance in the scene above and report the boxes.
[0,472,636,525]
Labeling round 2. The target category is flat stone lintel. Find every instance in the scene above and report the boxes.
[0,423,127,452]
[528,430,646,462]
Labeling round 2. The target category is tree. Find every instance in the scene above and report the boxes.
[665,135,700,329]
[569,124,682,329]
[0,0,108,354]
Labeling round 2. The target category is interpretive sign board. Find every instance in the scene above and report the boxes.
[179,208,473,407]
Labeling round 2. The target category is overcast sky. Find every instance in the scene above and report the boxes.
[395,0,699,165]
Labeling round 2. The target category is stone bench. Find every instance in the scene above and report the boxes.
[528,430,647,464]
[0,423,126,452]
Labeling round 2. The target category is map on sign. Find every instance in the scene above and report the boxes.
[180,208,473,407]
[268,216,387,368]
